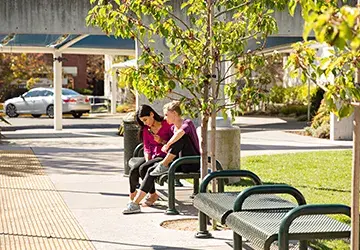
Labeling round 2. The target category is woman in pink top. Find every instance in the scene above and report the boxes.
[128,105,173,205]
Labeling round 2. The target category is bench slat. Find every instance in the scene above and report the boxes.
[194,193,295,224]
[226,210,351,249]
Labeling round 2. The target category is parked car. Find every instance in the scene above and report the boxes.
[4,87,90,118]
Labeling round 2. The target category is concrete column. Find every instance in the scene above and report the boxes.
[197,123,241,183]
[53,51,63,131]
[104,55,116,114]
[330,112,354,140]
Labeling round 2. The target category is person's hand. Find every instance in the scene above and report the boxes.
[161,144,169,153]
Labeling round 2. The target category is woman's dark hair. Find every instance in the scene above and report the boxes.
[136,105,163,141]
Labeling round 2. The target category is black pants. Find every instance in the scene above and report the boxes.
[129,157,163,194]
[140,135,199,193]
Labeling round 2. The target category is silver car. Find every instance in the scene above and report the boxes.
[4,87,91,118]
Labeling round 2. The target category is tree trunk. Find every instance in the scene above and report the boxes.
[200,114,209,179]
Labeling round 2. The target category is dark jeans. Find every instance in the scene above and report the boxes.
[140,134,199,193]
[129,157,163,194]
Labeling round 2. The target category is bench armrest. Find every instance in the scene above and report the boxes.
[133,143,144,157]
[168,156,222,176]
[279,204,351,250]
[199,170,263,193]
[233,184,306,211]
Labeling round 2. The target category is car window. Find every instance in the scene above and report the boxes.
[37,90,47,97]
[62,89,80,96]
[43,90,53,96]
[23,91,40,98]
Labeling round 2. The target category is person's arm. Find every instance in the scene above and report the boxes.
[143,128,152,161]
[162,121,189,152]
[144,153,151,161]
[164,129,185,149]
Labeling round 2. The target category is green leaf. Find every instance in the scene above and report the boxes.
[288,0,297,16]
[338,105,354,118]
[168,80,176,89]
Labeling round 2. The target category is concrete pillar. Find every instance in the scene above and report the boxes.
[330,112,354,140]
[197,121,241,182]
[53,51,63,131]
[104,54,116,114]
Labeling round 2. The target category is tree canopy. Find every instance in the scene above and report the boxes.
[287,0,360,118]
[87,0,290,175]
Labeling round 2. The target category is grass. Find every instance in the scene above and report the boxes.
[116,103,135,113]
[226,150,353,249]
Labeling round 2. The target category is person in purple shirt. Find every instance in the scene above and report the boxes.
[128,105,173,206]
[123,101,200,214]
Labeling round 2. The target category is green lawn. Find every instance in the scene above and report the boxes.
[240,150,353,208]
[228,150,354,249]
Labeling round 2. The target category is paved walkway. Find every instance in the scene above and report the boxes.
[0,116,353,249]
[0,149,95,250]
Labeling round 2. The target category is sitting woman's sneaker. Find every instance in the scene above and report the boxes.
[150,163,169,176]
[122,202,141,214]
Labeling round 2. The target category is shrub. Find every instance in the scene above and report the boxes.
[74,88,93,95]
[268,86,285,103]
[268,84,318,105]
[279,104,308,116]
[311,100,330,129]
[304,99,330,139]
[116,103,135,113]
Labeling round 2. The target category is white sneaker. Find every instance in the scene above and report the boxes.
[150,163,169,176]
[122,202,141,214]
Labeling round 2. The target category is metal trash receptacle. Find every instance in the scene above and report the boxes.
[123,114,141,176]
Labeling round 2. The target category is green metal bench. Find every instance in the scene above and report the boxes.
[129,143,223,215]
[226,185,351,250]
[194,171,351,249]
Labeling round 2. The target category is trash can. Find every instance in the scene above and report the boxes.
[123,113,141,176]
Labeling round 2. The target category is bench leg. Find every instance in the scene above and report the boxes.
[299,240,307,250]
[233,232,242,250]
[165,174,179,215]
[190,177,199,199]
[195,211,212,238]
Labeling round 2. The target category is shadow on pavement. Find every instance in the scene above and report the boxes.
[234,120,308,133]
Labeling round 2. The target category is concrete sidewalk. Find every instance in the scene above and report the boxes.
[0,116,353,250]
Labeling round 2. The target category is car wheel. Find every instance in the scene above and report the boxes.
[72,112,82,118]
[46,105,54,118]
[31,114,42,118]
[6,104,19,118]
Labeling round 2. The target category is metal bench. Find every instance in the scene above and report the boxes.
[226,185,351,250]
[194,171,351,249]
[129,143,223,215]
[194,170,264,238]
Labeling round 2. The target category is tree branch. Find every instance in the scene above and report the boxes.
[214,1,253,19]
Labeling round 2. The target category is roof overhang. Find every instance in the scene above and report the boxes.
[0,34,136,56]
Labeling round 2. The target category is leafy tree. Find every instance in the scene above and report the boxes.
[0,53,51,100]
[87,55,105,95]
[87,0,288,177]
[286,1,360,249]
[9,53,52,89]
[286,0,360,118]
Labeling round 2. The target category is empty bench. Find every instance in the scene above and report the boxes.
[194,171,351,249]
[226,186,351,250]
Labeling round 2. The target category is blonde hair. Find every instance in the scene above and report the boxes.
[163,101,182,115]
